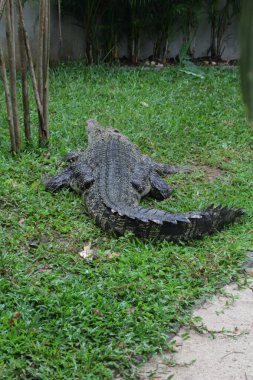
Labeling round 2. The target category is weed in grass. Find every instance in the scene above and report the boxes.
[0,65,252,379]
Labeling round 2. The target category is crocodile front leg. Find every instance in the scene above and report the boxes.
[44,161,94,193]
[61,150,85,162]
[43,168,72,191]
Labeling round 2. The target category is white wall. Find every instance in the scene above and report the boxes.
[0,0,39,65]
[0,0,240,66]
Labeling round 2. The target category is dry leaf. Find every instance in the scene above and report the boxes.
[9,312,21,327]
[37,265,51,273]
[92,309,104,317]
[15,312,21,320]
[79,242,95,260]
[107,252,121,259]
[18,218,25,225]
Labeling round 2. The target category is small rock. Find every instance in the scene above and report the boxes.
[29,240,39,249]
[174,336,184,348]
[150,61,156,67]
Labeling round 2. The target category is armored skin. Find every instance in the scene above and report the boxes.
[44,120,243,241]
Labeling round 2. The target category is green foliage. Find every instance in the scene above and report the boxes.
[240,0,253,127]
[205,0,241,59]
[61,0,107,63]
[0,65,252,379]
[60,0,240,63]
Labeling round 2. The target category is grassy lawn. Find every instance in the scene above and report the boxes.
[0,65,252,379]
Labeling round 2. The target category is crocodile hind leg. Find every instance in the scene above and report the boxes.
[131,163,149,194]
[149,172,173,200]
[43,168,72,191]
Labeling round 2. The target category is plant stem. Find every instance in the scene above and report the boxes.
[17,1,31,142]
[17,0,45,140]
[42,0,50,145]
[0,46,16,154]
[5,0,20,151]
[0,0,6,19]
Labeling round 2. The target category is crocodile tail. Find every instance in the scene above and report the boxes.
[205,204,244,231]
[121,204,244,241]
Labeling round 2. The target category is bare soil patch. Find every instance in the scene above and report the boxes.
[194,165,225,182]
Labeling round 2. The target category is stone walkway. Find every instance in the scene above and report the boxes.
[138,282,253,380]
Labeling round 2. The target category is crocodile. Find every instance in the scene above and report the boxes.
[44,120,243,242]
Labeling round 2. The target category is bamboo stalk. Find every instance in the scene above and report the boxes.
[0,0,6,20]
[240,0,253,128]
[37,0,45,102]
[163,39,169,65]
[0,47,16,154]
[17,0,45,133]
[37,0,47,145]
[58,0,62,56]
[17,1,31,142]
[41,0,50,144]
[5,0,20,151]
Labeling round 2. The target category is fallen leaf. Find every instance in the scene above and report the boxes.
[15,312,21,320]
[18,218,25,225]
[9,312,21,327]
[78,242,96,260]
[37,265,51,273]
[107,252,121,259]
[92,309,104,317]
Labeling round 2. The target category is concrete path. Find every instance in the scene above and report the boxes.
[138,282,253,380]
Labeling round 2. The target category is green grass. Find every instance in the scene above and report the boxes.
[0,64,252,379]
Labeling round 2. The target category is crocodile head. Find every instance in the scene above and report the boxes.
[87,119,124,143]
